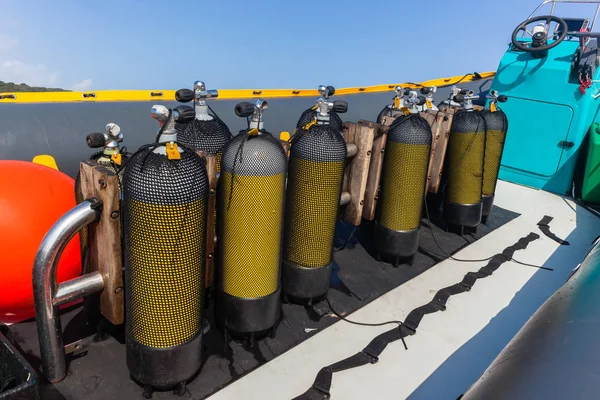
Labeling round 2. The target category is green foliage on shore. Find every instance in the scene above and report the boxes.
[0,81,69,92]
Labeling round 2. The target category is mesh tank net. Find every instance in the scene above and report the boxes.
[122,147,208,348]
[377,114,432,231]
[283,124,347,268]
[446,110,486,205]
[480,109,508,197]
[176,117,232,172]
[218,132,287,299]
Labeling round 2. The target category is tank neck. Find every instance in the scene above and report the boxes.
[195,103,213,121]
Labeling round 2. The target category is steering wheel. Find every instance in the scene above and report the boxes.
[511,15,569,53]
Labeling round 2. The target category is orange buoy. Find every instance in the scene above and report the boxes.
[0,160,81,323]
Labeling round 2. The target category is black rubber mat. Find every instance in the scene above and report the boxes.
[8,205,518,400]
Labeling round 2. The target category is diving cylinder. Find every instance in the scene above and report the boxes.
[174,80,232,171]
[481,91,509,219]
[74,123,126,272]
[217,99,287,342]
[122,105,208,393]
[296,85,344,132]
[282,95,349,304]
[374,113,432,264]
[443,90,486,229]
[376,86,408,123]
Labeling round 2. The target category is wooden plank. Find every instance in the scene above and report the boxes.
[80,161,124,325]
[380,115,396,127]
[341,121,376,226]
[422,110,454,193]
[196,151,217,290]
[362,124,388,221]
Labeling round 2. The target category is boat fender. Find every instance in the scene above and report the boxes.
[537,215,570,245]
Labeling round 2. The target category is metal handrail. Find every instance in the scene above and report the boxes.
[528,0,600,31]
[33,199,103,383]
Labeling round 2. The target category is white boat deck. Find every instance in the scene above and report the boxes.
[209,180,600,400]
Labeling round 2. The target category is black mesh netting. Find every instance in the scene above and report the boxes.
[388,113,433,145]
[480,108,508,197]
[377,104,416,124]
[445,110,486,205]
[122,147,208,348]
[283,124,346,270]
[176,118,232,156]
[377,114,432,232]
[296,108,344,132]
[220,131,287,177]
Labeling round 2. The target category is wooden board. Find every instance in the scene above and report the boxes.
[420,110,454,194]
[79,161,124,325]
[362,123,388,221]
[341,121,376,226]
[380,115,396,127]
[196,152,217,290]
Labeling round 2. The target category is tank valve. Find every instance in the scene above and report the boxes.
[235,99,269,131]
[318,85,336,100]
[420,86,438,110]
[314,86,348,125]
[152,105,195,143]
[404,90,427,113]
[86,123,123,151]
[175,81,219,121]
[452,87,479,110]
[391,86,405,109]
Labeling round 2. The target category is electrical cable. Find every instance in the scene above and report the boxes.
[422,195,553,270]
[325,296,408,350]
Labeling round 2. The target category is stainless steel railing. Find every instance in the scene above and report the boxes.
[32,199,104,383]
[528,0,600,31]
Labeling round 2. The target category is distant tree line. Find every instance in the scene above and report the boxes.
[0,81,69,92]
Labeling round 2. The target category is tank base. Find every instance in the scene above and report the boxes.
[126,330,203,391]
[373,221,420,258]
[281,261,332,304]
[443,201,482,228]
[217,288,281,335]
[482,194,495,217]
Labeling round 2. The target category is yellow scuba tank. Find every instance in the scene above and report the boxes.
[443,90,486,232]
[216,99,287,347]
[282,88,348,304]
[122,104,208,397]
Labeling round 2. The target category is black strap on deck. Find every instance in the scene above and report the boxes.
[537,215,569,245]
[293,232,540,400]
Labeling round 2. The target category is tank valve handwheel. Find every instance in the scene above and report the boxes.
[511,15,568,53]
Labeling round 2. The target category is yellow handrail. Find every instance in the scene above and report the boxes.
[0,72,495,104]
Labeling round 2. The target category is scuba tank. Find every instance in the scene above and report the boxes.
[282,94,348,304]
[374,112,432,265]
[174,80,232,171]
[74,123,127,272]
[376,86,408,123]
[122,104,208,397]
[217,99,287,346]
[481,91,509,221]
[443,89,486,232]
[296,85,344,132]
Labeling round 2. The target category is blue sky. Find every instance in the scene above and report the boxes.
[0,0,598,90]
